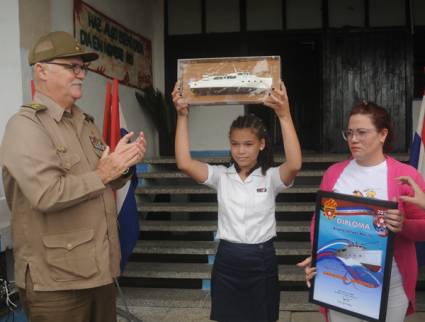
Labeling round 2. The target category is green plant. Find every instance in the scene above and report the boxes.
[135,87,176,156]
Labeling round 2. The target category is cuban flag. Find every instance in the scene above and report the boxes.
[409,92,425,267]
[31,80,35,99]
[103,79,140,272]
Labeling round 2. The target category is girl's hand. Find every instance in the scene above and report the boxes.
[172,83,189,117]
[297,256,316,288]
[385,209,404,233]
[398,175,425,210]
[263,80,290,119]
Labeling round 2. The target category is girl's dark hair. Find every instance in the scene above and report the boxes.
[229,114,274,175]
[349,101,394,153]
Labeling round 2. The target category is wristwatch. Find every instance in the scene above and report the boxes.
[121,167,133,178]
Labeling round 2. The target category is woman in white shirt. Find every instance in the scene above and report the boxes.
[172,81,302,322]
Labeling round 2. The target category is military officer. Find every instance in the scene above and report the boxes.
[0,31,147,322]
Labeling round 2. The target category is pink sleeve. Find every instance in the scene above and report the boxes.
[310,168,335,243]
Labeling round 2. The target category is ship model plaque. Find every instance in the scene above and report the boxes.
[310,191,396,322]
[177,56,280,105]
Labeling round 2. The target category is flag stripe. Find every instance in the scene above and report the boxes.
[103,82,112,144]
[31,80,35,99]
[410,94,425,267]
[409,134,421,168]
[103,79,140,273]
[111,79,120,151]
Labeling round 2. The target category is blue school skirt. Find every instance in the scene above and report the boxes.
[210,239,280,322]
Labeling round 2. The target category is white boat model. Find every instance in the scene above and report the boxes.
[188,72,273,95]
[336,245,382,272]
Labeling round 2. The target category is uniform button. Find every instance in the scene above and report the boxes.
[67,243,72,250]
[259,245,263,249]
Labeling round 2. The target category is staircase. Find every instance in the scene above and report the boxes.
[118,153,425,319]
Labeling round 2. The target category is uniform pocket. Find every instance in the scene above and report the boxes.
[58,152,81,171]
[42,229,98,281]
[253,190,273,214]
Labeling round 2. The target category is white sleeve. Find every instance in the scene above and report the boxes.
[202,164,226,190]
[269,166,293,194]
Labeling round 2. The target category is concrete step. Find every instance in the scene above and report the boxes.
[123,262,305,281]
[138,202,315,213]
[133,240,310,256]
[116,308,320,322]
[124,262,425,282]
[119,288,318,311]
[137,185,318,195]
[116,289,425,322]
[118,288,425,313]
[117,308,425,322]
[140,220,310,232]
[142,153,408,165]
[141,154,343,165]
[138,169,325,179]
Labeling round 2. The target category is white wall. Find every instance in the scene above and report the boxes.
[18,0,164,157]
[0,0,23,249]
[0,1,24,141]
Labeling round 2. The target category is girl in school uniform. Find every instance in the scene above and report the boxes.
[172,80,302,322]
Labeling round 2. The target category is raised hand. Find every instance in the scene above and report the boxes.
[172,83,189,117]
[398,175,425,210]
[263,80,290,119]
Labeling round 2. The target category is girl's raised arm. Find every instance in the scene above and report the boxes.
[263,80,302,185]
[172,83,208,183]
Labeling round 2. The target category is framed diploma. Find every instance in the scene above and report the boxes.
[310,190,396,322]
[177,56,281,105]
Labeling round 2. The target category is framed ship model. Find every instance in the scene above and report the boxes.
[310,190,396,322]
[177,56,280,105]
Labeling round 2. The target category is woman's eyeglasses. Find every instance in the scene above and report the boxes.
[341,128,376,141]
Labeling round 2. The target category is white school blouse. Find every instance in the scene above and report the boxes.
[203,164,291,244]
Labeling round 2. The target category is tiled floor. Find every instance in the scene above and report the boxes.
[117,307,425,322]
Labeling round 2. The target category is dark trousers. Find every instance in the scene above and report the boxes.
[19,271,117,322]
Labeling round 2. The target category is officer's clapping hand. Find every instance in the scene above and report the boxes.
[96,131,147,184]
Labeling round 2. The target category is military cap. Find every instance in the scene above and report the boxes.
[28,31,98,65]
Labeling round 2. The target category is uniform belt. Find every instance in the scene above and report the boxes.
[219,238,274,249]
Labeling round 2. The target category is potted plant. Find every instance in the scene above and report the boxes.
[135,87,176,156]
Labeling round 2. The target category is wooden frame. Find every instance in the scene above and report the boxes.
[177,56,281,105]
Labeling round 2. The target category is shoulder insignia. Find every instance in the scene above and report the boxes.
[83,113,95,122]
[21,103,47,112]
[89,136,106,152]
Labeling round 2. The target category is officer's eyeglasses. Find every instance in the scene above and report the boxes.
[341,128,376,141]
[45,62,90,75]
